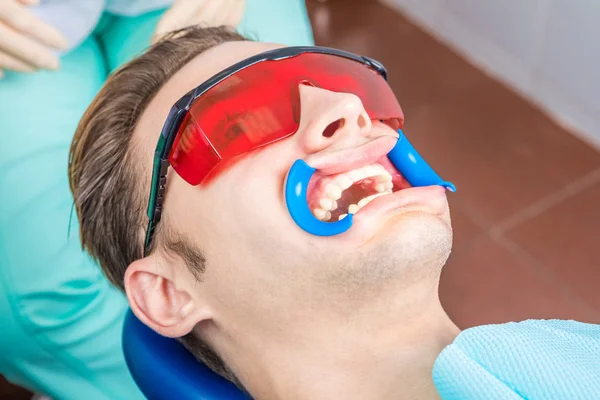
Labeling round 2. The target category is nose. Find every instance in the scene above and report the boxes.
[296,84,372,154]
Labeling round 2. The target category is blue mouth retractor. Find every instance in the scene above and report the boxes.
[285,129,455,236]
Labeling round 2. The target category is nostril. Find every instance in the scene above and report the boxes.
[357,114,369,129]
[322,118,345,138]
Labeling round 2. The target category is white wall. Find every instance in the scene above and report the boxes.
[381,0,600,149]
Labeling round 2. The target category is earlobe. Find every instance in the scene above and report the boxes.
[124,257,208,338]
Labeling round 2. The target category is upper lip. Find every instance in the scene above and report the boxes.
[303,135,398,175]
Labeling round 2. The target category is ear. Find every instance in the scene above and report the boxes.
[124,256,210,338]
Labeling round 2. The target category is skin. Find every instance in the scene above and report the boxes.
[0,0,68,76]
[126,41,460,400]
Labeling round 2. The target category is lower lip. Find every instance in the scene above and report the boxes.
[352,185,448,222]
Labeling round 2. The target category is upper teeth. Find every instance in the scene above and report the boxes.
[335,174,354,190]
[319,198,338,211]
[311,163,394,222]
[325,183,343,200]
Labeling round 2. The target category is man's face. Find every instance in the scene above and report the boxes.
[133,41,452,342]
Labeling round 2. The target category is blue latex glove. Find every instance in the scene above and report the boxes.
[433,320,600,399]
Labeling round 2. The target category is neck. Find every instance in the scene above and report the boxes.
[234,280,460,400]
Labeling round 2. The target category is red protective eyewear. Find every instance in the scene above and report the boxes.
[145,46,403,253]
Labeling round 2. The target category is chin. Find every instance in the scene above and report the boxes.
[389,211,451,261]
[362,211,451,278]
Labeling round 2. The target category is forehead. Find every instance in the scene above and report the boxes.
[134,40,283,167]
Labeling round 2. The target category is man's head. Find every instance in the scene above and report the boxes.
[69,26,453,390]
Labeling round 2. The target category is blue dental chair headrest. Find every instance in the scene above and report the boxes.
[122,309,249,400]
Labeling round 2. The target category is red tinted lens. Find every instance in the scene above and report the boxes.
[169,52,403,185]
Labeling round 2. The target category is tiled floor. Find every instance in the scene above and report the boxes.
[0,375,31,400]
[306,0,600,328]
[3,0,600,397]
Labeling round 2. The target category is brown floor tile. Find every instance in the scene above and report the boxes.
[403,79,600,227]
[447,196,486,248]
[439,236,599,329]
[0,375,31,400]
[504,179,600,312]
[306,0,488,109]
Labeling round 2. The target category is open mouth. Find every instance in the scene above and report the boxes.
[306,156,411,222]
[284,130,454,237]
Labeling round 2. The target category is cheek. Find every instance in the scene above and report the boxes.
[202,141,310,260]
[201,146,273,186]
[233,174,286,230]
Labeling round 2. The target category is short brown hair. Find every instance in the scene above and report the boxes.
[68,26,247,384]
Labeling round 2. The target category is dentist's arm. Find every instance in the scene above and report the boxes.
[152,0,246,44]
[0,0,68,77]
